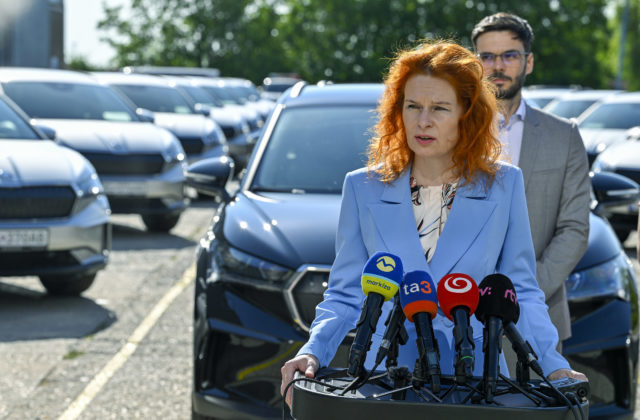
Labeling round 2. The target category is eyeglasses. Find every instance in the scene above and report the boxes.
[476,51,530,66]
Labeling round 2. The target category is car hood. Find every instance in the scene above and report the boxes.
[209,108,243,126]
[152,113,215,137]
[573,213,622,272]
[579,128,627,152]
[0,139,89,187]
[223,191,341,268]
[596,141,640,169]
[33,119,176,153]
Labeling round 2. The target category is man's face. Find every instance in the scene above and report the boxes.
[475,30,533,100]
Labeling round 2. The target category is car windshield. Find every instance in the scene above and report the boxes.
[2,81,137,121]
[179,85,224,108]
[201,86,242,106]
[251,105,376,194]
[546,100,595,119]
[112,84,194,114]
[579,102,640,129]
[0,98,40,139]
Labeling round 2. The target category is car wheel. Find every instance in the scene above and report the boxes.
[39,273,96,296]
[142,213,181,232]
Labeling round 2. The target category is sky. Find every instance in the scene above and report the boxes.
[64,0,126,67]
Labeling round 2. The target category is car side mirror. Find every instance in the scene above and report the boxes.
[136,108,155,123]
[194,103,213,116]
[33,124,56,140]
[590,170,640,217]
[185,156,235,202]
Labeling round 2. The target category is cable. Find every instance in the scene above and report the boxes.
[541,375,582,420]
[281,375,349,420]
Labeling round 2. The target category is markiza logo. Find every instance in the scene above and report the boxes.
[376,255,396,272]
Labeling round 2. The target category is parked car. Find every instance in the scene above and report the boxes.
[162,76,257,174]
[186,76,265,134]
[591,127,640,241]
[577,92,640,165]
[91,72,229,166]
[0,93,110,295]
[186,83,639,420]
[260,76,301,102]
[221,77,276,122]
[544,89,623,120]
[522,86,580,108]
[0,67,189,232]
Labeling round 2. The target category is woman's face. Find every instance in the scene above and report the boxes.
[402,73,462,167]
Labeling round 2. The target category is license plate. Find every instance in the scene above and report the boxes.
[102,181,149,196]
[0,229,49,248]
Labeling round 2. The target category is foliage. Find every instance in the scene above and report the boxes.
[98,0,620,88]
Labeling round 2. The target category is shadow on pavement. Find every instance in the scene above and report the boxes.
[0,281,116,342]
[110,223,197,251]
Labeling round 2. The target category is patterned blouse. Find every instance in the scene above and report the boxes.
[410,176,457,262]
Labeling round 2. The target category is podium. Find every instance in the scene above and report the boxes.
[291,368,589,420]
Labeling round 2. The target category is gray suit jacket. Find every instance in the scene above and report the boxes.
[519,105,590,341]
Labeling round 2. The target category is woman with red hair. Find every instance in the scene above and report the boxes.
[281,40,585,407]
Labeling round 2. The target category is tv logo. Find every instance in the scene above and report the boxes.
[376,255,396,272]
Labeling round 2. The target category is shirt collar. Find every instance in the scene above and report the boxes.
[498,98,527,128]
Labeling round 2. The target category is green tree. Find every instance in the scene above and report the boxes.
[98,0,615,88]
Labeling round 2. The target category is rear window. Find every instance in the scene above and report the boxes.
[251,105,376,194]
[2,81,137,121]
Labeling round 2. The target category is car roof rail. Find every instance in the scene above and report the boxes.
[289,81,308,98]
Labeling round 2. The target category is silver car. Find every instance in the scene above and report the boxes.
[0,93,110,295]
[0,67,188,233]
[91,72,229,165]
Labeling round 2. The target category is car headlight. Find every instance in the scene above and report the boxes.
[163,139,185,164]
[214,240,293,283]
[566,253,635,302]
[73,166,104,214]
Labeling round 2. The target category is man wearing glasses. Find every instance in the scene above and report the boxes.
[471,13,590,352]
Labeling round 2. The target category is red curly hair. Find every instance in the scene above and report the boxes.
[368,40,501,185]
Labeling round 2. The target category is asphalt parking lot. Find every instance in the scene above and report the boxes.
[0,200,638,419]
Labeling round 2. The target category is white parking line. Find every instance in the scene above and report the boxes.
[57,263,196,420]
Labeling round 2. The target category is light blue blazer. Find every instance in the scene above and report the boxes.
[298,162,570,377]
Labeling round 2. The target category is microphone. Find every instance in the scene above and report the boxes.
[475,273,520,401]
[375,294,408,368]
[347,252,403,378]
[400,270,441,393]
[436,273,479,382]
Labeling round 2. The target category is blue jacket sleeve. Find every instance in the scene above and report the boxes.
[497,168,571,375]
[297,173,370,366]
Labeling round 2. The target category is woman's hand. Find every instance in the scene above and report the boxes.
[548,368,588,382]
[280,354,319,408]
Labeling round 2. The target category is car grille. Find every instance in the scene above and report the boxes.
[0,186,76,218]
[82,153,165,175]
[285,267,330,331]
[613,168,640,184]
[177,136,207,155]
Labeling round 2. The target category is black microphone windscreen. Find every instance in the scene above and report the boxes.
[475,273,519,324]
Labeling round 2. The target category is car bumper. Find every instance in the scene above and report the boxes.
[100,162,188,215]
[563,299,638,419]
[0,198,111,277]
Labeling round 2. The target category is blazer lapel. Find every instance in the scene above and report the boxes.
[429,179,496,282]
[368,170,430,273]
[519,104,541,190]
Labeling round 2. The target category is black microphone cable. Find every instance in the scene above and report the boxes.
[540,375,583,420]
[281,372,352,420]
